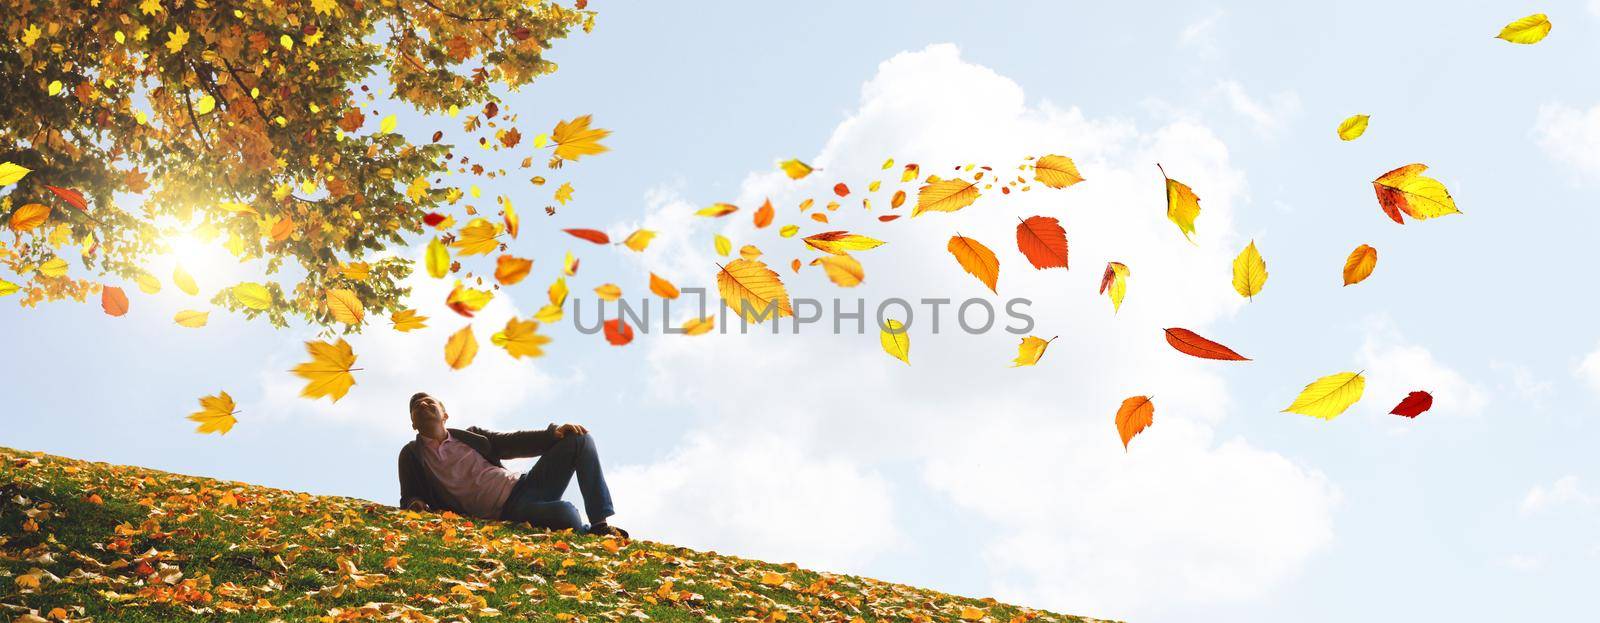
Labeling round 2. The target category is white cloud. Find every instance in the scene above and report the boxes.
[1534,102,1600,183]
[1574,340,1600,397]
[619,43,1337,621]
[1213,80,1301,138]
[1357,315,1489,420]
[1520,475,1594,516]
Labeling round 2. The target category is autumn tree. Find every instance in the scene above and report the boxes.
[0,0,592,326]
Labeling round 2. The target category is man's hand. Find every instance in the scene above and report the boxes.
[404,499,430,512]
[554,423,589,439]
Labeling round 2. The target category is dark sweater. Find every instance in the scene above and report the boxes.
[397,424,559,513]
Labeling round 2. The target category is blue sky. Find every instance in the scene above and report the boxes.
[7,2,1600,621]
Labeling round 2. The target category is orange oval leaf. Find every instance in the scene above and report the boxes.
[563,228,610,244]
[1015,215,1068,269]
[1115,395,1154,450]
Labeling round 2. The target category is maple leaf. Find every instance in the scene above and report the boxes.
[947,235,1000,293]
[554,181,574,205]
[187,391,239,435]
[390,309,428,332]
[492,317,551,359]
[1010,335,1055,367]
[550,115,611,162]
[292,339,358,402]
[164,26,189,54]
[452,218,502,256]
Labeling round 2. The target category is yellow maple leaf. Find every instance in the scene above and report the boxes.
[550,114,611,162]
[164,26,189,54]
[779,159,813,180]
[1010,335,1055,367]
[292,339,358,402]
[491,317,551,359]
[187,391,238,435]
[452,218,502,256]
[1283,371,1365,420]
[554,182,575,205]
[391,309,428,332]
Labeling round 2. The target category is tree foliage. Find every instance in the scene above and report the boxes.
[0,0,592,327]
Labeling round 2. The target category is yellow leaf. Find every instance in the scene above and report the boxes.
[959,606,986,621]
[1011,335,1054,367]
[0,279,18,297]
[779,159,813,179]
[1102,261,1129,313]
[195,94,215,115]
[554,181,575,205]
[325,288,364,325]
[39,257,68,278]
[902,163,920,182]
[135,273,161,294]
[812,255,864,288]
[535,303,564,324]
[1343,244,1378,286]
[495,254,533,285]
[802,231,886,255]
[550,114,611,161]
[504,201,520,239]
[760,572,786,586]
[947,235,1000,293]
[0,162,31,186]
[173,309,209,328]
[682,315,715,336]
[563,251,578,276]
[1496,13,1551,44]
[1373,164,1459,222]
[444,325,479,370]
[713,234,732,257]
[380,113,398,133]
[1231,240,1268,299]
[1283,371,1365,420]
[446,281,493,316]
[649,272,679,299]
[491,317,551,359]
[339,261,370,281]
[452,218,502,256]
[1034,154,1084,189]
[739,244,762,260]
[594,283,622,300]
[548,276,570,306]
[187,391,237,435]
[9,203,49,232]
[233,282,273,310]
[623,229,656,252]
[279,33,294,49]
[425,237,450,278]
[165,25,189,53]
[174,265,199,295]
[879,319,910,365]
[1336,114,1369,141]
[779,224,799,238]
[292,339,358,402]
[716,259,793,323]
[913,178,980,216]
[391,309,428,332]
[1159,164,1200,241]
[696,203,738,217]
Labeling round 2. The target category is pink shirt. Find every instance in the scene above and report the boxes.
[416,432,521,519]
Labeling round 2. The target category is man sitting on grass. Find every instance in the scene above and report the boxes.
[397,392,627,537]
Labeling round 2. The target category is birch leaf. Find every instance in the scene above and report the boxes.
[1283,371,1365,420]
[1496,13,1551,44]
[803,231,885,255]
[174,309,209,328]
[716,259,793,323]
[1232,240,1268,299]
[947,235,1000,293]
[1337,114,1369,141]
[913,178,980,216]
[1033,154,1084,189]
[444,325,479,370]
[1015,215,1069,269]
[649,272,680,299]
[879,319,910,365]
[1343,244,1378,286]
[425,238,450,278]
[1115,395,1154,450]
[325,289,364,325]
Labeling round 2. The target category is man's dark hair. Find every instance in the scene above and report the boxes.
[409,392,433,429]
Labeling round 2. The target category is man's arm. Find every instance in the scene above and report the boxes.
[397,446,430,510]
[469,423,561,460]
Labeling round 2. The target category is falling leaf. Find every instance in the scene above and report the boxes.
[550,114,611,161]
[444,325,479,370]
[649,272,680,299]
[832,182,850,197]
[1372,163,1459,224]
[594,283,622,300]
[101,285,129,317]
[8,203,49,232]
[1343,244,1378,286]
[233,282,273,310]
[0,162,31,186]
[325,288,364,325]
[446,281,493,317]
[813,255,864,287]
[0,279,18,296]
[603,318,634,346]
[753,199,774,228]
[1232,240,1268,299]
[1115,395,1154,450]
[1159,164,1200,241]
[1015,216,1069,269]
[1390,391,1434,418]
[716,259,793,323]
[563,252,579,276]
[682,315,715,335]
[739,244,762,260]
[425,238,451,278]
[495,255,533,285]
[1163,327,1250,361]
[913,178,980,216]
[1283,371,1366,420]
[1496,13,1551,44]
[947,235,1000,293]
[623,229,656,252]
[174,309,209,328]
[504,202,521,239]
[293,339,358,402]
[696,203,739,217]
[391,309,428,332]
[39,257,68,278]
[1010,335,1055,367]
[1337,114,1370,141]
[803,231,885,255]
[452,218,502,256]
[879,319,910,365]
[779,224,800,238]
[187,391,238,435]
[779,159,813,179]
[563,228,610,244]
[713,234,732,257]
[174,265,199,295]
[380,114,398,133]
[1033,154,1084,189]
[492,317,551,359]
[1100,261,1129,313]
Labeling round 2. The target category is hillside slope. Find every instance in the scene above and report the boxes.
[0,447,1115,623]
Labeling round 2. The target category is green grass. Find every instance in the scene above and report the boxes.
[0,446,1116,622]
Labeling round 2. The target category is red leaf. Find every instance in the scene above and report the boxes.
[422,212,447,227]
[1389,391,1433,418]
[832,183,850,197]
[100,285,129,317]
[877,215,901,222]
[563,228,610,244]
[45,185,87,211]
[603,318,634,346]
[1162,328,1249,361]
[1015,215,1069,269]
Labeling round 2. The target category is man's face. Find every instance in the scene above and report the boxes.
[412,395,447,428]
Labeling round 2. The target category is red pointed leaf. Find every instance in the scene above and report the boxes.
[563,228,611,245]
[46,185,87,211]
[1163,327,1249,361]
[1389,391,1433,418]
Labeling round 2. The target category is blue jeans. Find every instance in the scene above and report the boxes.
[499,433,614,530]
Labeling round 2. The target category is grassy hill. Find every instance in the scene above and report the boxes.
[0,447,1115,623]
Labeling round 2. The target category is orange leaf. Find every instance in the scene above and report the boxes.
[752,199,774,229]
[603,318,634,346]
[101,285,129,317]
[833,183,850,197]
[1343,244,1378,286]
[649,272,679,299]
[444,325,478,370]
[495,255,533,286]
[563,228,610,244]
[1163,327,1249,361]
[1115,396,1154,450]
[1015,215,1069,269]
[45,185,87,211]
[947,235,999,293]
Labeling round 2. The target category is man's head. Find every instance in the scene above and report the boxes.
[409,392,448,431]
